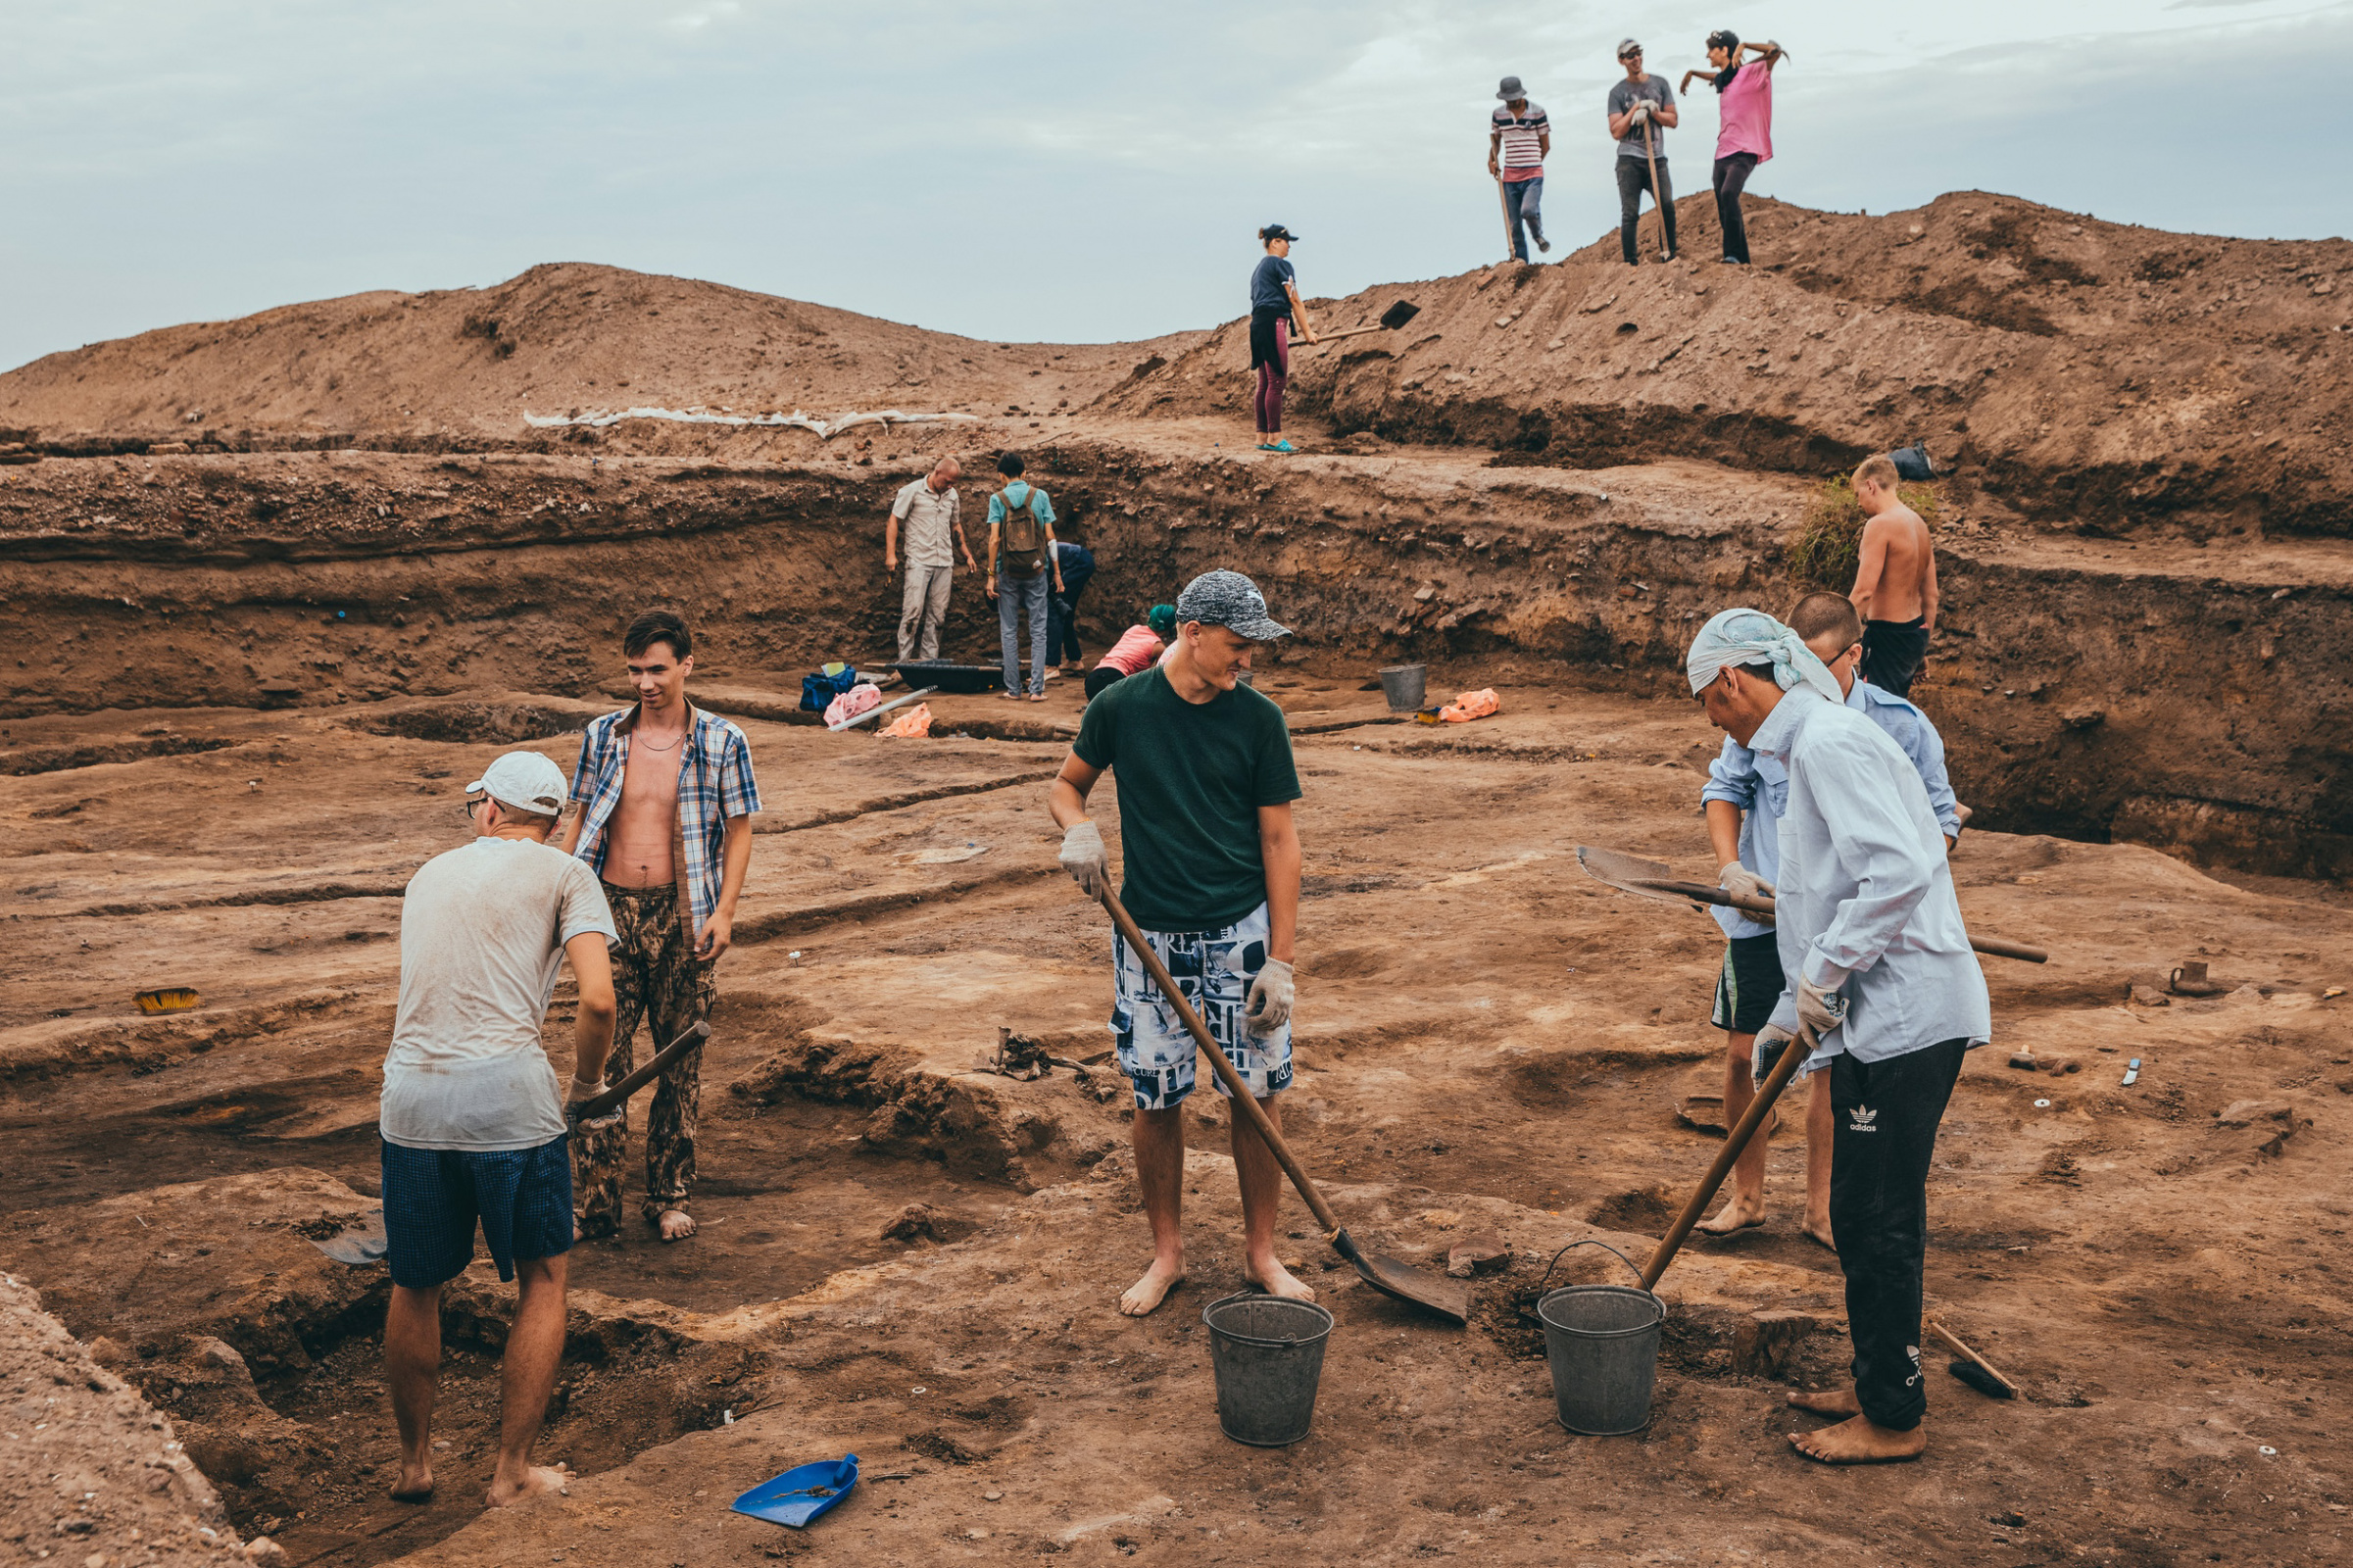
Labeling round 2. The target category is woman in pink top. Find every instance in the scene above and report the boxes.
[1682,32,1786,266]
[1084,605,1177,699]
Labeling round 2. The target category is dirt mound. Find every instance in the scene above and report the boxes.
[1103,192,2353,537]
[0,262,1202,445]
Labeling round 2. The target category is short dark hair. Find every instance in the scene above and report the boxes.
[623,609,692,662]
[997,452,1025,478]
[1708,28,1740,53]
[1788,592,1863,649]
[1736,662,1778,685]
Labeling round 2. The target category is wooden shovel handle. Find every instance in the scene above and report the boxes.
[1641,1024,1815,1290]
[1632,878,2049,964]
[1099,889,1343,1240]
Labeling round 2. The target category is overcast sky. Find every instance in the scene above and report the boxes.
[3,0,2347,372]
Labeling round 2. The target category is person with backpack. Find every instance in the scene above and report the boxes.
[985,453,1065,701]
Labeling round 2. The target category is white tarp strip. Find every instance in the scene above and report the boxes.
[520,407,982,439]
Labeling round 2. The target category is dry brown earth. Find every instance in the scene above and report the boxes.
[1,194,2348,1567]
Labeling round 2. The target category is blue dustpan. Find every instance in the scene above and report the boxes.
[731,1453,859,1529]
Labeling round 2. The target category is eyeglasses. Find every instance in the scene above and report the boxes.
[461,796,484,820]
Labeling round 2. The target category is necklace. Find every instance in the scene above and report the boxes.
[634,726,685,754]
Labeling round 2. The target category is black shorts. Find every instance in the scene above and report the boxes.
[1711,932,1786,1035]
[1861,616,1930,699]
[1084,665,1128,699]
[1248,310,1290,370]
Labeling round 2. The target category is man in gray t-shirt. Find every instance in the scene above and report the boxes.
[1605,38,1680,264]
[378,750,618,1510]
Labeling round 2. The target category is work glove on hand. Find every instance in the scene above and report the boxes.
[1058,820,1109,901]
[1626,100,1650,124]
[1749,1022,1799,1087]
[1717,861,1775,903]
[1795,975,1849,1037]
[565,1075,620,1132]
[1245,957,1296,1036]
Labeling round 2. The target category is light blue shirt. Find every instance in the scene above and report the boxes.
[986,480,1056,530]
[1701,677,1961,940]
[1742,688,1991,1068]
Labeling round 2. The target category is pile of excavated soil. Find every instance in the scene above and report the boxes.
[1105,192,2353,537]
[0,262,1204,446]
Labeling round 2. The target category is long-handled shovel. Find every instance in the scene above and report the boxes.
[1495,175,1518,263]
[1576,845,2049,964]
[569,1020,711,1126]
[1292,299,1423,349]
[1096,887,1471,1324]
[1640,1023,1814,1289]
[1641,121,1671,262]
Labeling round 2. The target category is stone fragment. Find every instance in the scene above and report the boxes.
[1445,1232,1512,1278]
[1732,1310,1817,1378]
[2129,985,2171,1007]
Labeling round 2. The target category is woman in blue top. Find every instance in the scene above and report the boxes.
[1248,224,1319,454]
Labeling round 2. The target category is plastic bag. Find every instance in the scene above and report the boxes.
[1439,688,1499,723]
[800,662,859,711]
[823,683,882,727]
[878,702,934,739]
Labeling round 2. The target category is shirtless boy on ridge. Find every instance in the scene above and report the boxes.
[1845,454,1938,699]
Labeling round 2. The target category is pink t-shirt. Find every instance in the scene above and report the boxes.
[1716,62,1773,163]
[1099,626,1165,676]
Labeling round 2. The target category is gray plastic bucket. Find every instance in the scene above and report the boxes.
[1535,1241,1665,1436]
[1378,663,1426,711]
[1201,1293,1334,1446]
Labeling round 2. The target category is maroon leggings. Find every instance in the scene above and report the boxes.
[1252,317,1289,434]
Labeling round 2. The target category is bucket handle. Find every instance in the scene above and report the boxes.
[1536,1238,1645,1295]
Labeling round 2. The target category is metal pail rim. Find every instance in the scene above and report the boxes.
[1201,1292,1336,1348]
[1536,1283,1665,1339]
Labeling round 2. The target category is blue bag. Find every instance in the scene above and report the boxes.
[800,662,859,712]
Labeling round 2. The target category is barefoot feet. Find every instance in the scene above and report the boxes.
[485,1461,572,1507]
[1119,1256,1185,1316]
[1244,1256,1317,1303]
[657,1208,697,1243]
[1696,1194,1767,1237]
[390,1462,434,1504]
[1789,1412,1926,1464]
[1801,1214,1837,1251]
[1787,1387,1862,1416]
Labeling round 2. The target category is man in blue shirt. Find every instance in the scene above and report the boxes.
[1698,591,1962,1252]
[1689,607,1990,1466]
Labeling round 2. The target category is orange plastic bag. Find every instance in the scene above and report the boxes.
[1439,688,1499,723]
[878,702,934,739]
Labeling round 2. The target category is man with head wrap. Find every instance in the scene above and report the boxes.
[1687,608,1990,1465]
[1696,593,1963,1251]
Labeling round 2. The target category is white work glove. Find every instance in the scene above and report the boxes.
[1717,861,1775,903]
[1750,1022,1799,1087]
[565,1075,619,1132]
[1626,100,1650,124]
[1245,957,1296,1036]
[1058,820,1109,900]
[1795,975,1849,1037]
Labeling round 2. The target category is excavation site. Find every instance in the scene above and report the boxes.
[2,192,2348,1568]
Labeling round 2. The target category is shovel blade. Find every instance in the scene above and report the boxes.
[1575,844,1689,905]
[1378,300,1422,330]
[1338,1232,1470,1323]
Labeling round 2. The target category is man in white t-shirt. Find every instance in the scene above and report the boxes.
[378,750,618,1509]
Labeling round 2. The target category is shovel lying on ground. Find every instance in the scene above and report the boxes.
[1640,1023,1817,1290]
[1293,299,1422,349]
[1096,887,1471,1325]
[569,1020,711,1126]
[1576,845,2049,964]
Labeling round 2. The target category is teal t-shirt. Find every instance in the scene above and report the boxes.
[1072,667,1301,932]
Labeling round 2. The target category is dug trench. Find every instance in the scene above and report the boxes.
[4,434,2347,878]
[3,670,2349,1565]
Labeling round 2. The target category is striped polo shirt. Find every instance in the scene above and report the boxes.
[1492,101,1548,180]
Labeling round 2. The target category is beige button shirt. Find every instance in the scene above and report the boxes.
[891,477,961,569]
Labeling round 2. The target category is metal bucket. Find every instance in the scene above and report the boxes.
[1535,1241,1664,1436]
[1378,663,1426,711]
[1201,1293,1334,1446]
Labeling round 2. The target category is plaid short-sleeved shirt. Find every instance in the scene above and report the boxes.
[567,701,761,935]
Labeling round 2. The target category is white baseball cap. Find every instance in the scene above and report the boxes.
[466,751,569,817]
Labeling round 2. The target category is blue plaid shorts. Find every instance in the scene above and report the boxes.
[380,1135,574,1289]
[1110,903,1292,1111]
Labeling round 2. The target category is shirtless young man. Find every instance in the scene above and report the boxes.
[1697,592,1962,1249]
[1846,454,1939,699]
[1049,570,1308,1316]
[563,610,760,1243]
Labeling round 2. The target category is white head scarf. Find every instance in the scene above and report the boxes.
[1686,608,1845,707]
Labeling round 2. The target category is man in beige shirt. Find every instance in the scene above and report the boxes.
[887,457,978,662]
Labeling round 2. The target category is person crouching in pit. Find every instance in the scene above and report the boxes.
[1687,608,1990,1464]
[1048,569,1307,1315]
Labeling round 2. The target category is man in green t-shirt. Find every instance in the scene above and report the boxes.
[1050,569,1306,1317]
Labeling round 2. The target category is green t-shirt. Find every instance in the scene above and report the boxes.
[1072,667,1301,932]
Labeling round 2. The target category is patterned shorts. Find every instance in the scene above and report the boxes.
[1110,903,1292,1110]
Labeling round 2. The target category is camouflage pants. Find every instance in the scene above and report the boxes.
[573,882,714,1236]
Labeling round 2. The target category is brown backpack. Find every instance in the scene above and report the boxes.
[999,485,1047,577]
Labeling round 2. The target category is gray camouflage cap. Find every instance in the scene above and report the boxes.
[1174,569,1291,641]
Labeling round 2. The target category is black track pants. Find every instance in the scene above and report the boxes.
[1828,1036,1968,1431]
